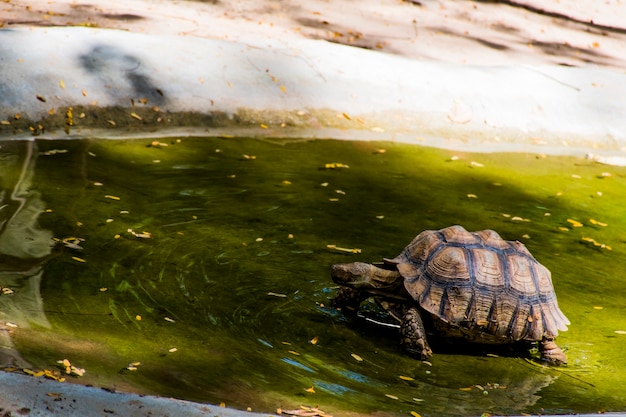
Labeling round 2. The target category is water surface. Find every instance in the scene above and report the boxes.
[0,137,625,416]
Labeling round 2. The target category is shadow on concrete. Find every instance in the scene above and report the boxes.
[475,0,626,35]
[78,45,166,105]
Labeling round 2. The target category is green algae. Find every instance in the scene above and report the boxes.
[1,137,625,416]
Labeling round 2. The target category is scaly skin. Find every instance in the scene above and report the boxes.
[540,337,567,365]
[400,306,433,360]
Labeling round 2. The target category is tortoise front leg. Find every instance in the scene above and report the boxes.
[401,306,433,360]
[539,337,567,365]
[332,287,367,316]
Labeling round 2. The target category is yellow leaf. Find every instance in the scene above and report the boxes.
[411,412,422,417]
[385,394,399,400]
[310,336,319,345]
[280,85,287,93]
[351,353,363,362]
[135,315,142,321]
[589,218,607,227]
[288,350,300,355]
[72,256,86,263]
[342,112,351,120]
[399,375,415,381]
[304,387,315,393]
[567,219,583,227]
[105,195,121,200]
[59,80,65,89]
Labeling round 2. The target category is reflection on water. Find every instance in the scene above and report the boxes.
[0,137,625,416]
[0,142,53,367]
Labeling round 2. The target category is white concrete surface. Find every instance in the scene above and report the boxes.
[1,26,626,156]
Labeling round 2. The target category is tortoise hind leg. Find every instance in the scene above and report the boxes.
[539,337,567,365]
[401,307,433,360]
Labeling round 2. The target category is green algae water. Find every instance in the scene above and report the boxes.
[1,137,625,416]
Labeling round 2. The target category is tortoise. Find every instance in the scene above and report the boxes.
[331,225,570,365]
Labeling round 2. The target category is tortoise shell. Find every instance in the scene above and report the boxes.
[386,225,569,341]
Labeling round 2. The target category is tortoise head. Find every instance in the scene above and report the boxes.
[331,262,404,292]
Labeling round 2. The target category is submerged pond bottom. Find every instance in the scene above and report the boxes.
[0,137,625,416]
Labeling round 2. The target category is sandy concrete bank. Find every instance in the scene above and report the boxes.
[1,26,625,157]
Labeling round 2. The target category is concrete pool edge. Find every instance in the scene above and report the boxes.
[1,26,626,159]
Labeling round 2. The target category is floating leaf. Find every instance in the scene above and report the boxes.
[351,353,363,362]
[310,336,319,345]
[466,194,478,199]
[410,412,422,417]
[324,163,349,169]
[304,387,315,393]
[567,219,583,227]
[589,218,608,227]
[327,244,361,253]
[105,195,121,201]
[385,394,399,400]
[399,375,415,381]
[268,292,287,298]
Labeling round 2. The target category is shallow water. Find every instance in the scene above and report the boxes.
[0,137,625,416]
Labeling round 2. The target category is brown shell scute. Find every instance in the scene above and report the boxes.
[394,225,570,341]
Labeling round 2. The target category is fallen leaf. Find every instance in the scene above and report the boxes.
[567,219,583,227]
[268,292,287,298]
[351,353,363,362]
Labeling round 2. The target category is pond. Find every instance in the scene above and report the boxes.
[0,137,625,416]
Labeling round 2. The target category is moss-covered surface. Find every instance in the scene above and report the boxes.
[3,137,626,416]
